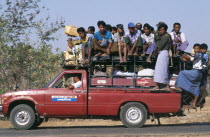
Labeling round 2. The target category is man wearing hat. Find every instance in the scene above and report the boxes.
[124,22,143,56]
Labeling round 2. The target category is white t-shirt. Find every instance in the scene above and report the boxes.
[170,32,186,43]
[72,81,82,88]
[141,33,154,43]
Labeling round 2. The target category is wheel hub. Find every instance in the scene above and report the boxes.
[126,107,142,123]
[15,111,30,126]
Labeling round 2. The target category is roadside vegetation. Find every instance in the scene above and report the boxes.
[0,0,64,94]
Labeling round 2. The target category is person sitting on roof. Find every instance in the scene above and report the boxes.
[93,21,113,60]
[170,23,189,57]
[125,22,143,56]
[113,24,127,63]
[141,23,156,63]
[68,27,92,65]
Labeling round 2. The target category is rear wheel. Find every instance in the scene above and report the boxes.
[10,104,35,130]
[120,102,147,128]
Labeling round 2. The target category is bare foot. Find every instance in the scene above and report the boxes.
[146,58,152,63]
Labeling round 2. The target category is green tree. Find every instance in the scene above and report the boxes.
[0,0,65,93]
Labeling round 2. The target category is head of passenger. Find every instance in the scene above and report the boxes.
[135,23,142,31]
[111,26,117,35]
[200,43,208,54]
[158,23,168,36]
[143,23,151,36]
[193,43,201,53]
[128,22,136,34]
[173,23,181,33]
[73,75,81,83]
[97,20,106,33]
[95,66,102,72]
[77,27,86,38]
[105,24,112,32]
[151,26,154,33]
[88,26,95,34]
[116,24,124,36]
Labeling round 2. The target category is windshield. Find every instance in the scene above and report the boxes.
[43,73,61,88]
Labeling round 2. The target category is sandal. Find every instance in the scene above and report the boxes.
[94,52,102,57]
[133,52,138,56]
[150,87,160,91]
[159,87,171,91]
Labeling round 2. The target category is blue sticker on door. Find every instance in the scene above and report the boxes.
[52,96,77,101]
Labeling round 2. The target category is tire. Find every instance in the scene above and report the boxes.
[10,104,36,130]
[120,102,147,128]
[33,116,44,128]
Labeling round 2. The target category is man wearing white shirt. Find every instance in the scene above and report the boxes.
[67,75,82,89]
[170,23,189,57]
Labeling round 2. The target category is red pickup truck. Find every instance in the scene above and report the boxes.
[0,67,184,130]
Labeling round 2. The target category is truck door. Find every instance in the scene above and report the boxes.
[44,71,87,116]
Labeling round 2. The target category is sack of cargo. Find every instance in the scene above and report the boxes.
[138,69,154,77]
[65,25,79,37]
[64,51,82,66]
[67,44,82,54]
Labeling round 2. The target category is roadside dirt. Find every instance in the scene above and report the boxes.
[0,97,209,128]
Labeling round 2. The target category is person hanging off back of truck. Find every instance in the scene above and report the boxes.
[93,21,113,60]
[125,22,143,56]
[113,24,127,63]
[198,43,209,105]
[66,75,82,89]
[141,23,156,63]
[170,23,189,57]
[152,22,171,91]
[68,27,93,65]
[175,44,203,108]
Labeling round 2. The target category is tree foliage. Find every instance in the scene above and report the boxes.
[0,0,65,93]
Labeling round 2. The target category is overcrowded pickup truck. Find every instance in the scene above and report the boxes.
[0,57,203,130]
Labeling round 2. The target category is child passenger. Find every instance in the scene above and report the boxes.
[125,22,143,56]
[175,44,203,108]
[170,23,189,57]
[113,24,127,63]
[141,23,156,63]
[68,27,92,64]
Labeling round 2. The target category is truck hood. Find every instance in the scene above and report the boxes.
[0,88,47,98]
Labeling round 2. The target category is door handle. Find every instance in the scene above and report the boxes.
[74,90,82,93]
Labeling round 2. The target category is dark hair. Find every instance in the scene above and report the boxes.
[97,20,106,27]
[200,43,208,50]
[112,27,117,32]
[95,66,102,72]
[158,23,168,31]
[106,24,112,31]
[77,27,85,33]
[88,26,95,33]
[151,26,154,32]
[193,43,200,48]
[143,23,151,30]
[75,74,82,80]
[173,22,181,28]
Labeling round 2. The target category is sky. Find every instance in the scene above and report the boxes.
[36,0,210,52]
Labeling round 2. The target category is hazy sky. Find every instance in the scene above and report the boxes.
[40,0,210,52]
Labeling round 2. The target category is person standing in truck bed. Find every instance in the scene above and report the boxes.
[152,22,171,91]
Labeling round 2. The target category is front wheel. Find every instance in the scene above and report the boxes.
[120,102,147,128]
[10,104,35,130]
